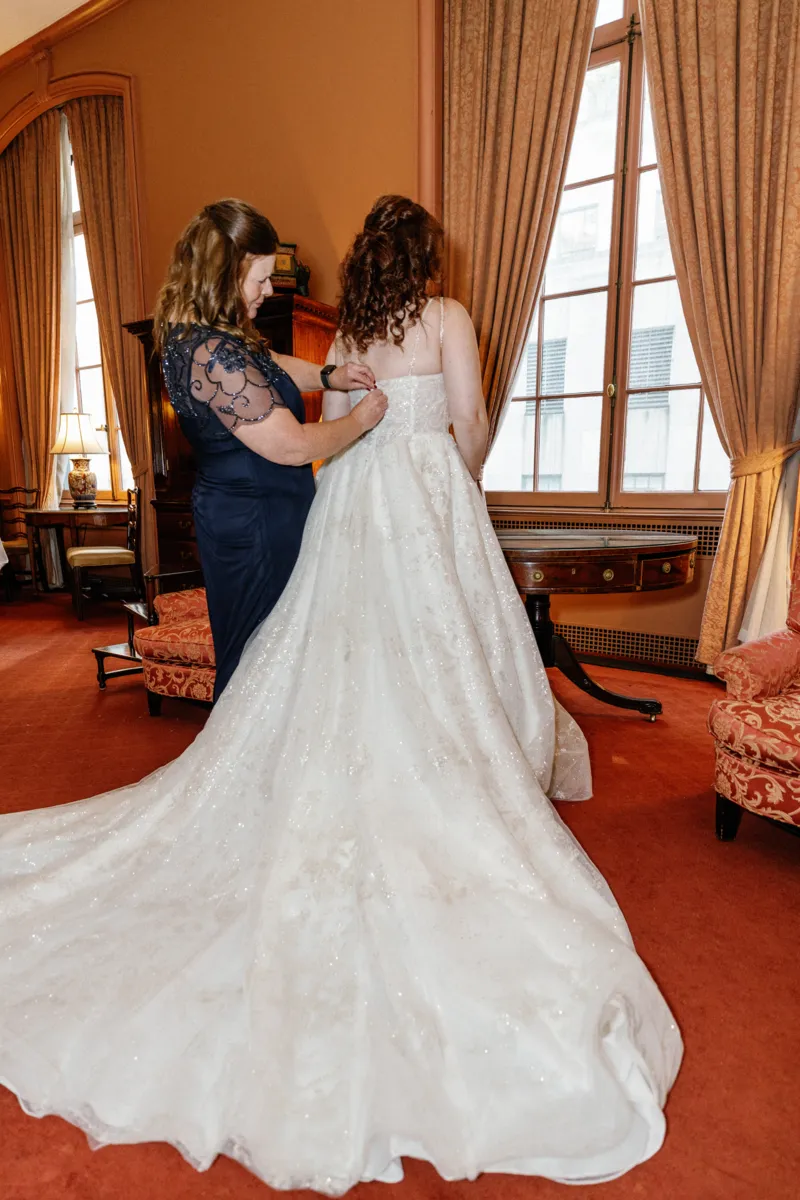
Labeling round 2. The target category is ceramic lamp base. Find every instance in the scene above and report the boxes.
[68,457,98,509]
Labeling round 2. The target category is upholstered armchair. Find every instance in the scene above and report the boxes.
[133,587,215,715]
[709,548,800,839]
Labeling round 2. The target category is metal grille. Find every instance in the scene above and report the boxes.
[554,623,701,669]
[491,515,720,558]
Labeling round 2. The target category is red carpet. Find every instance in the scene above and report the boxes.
[1,594,798,1200]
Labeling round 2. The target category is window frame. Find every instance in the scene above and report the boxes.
[485,11,728,513]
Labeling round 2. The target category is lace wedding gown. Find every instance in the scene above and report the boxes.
[0,310,682,1194]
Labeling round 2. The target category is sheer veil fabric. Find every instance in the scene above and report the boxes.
[0,299,681,1193]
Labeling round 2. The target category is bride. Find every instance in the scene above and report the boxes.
[0,194,681,1194]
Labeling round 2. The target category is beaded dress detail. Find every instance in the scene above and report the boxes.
[0,299,681,1194]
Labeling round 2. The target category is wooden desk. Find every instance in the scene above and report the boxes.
[23,507,127,592]
[497,529,698,720]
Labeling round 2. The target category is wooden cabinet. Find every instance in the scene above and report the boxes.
[125,295,337,568]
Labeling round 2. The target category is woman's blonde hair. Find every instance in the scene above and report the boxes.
[153,198,278,354]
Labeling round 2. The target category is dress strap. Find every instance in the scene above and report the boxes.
[439,296,445,349]
[406,297,434,376]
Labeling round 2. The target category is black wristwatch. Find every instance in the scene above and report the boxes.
[320,364,337,390]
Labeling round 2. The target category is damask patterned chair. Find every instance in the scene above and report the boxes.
[133,587,215,715]
[709,546,800,839]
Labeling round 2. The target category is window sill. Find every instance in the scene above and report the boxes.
[487,500,724,524]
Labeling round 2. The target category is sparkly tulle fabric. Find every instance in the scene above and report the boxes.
[0,370,681,1193]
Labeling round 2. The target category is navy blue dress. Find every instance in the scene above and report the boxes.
[162,326,315,701]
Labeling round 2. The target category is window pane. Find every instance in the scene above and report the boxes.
[543,179,614,295]
[483,401,535,491]
[510,303,539,398]
[595,0,623,25]
[118,429,135,491]
[74,233,93,303]
[70,158,81,214]
[640,74,657,167]
[538,395,601,492]
[635,169,674,280]
[565,61,621,185]
[542,291,607,394]
[78,366,107,429]
[698,401,730,490]
[623,388,700,491]
[630,280,699,388]
[76,301,102,367]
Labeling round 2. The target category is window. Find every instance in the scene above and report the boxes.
[68,153,133,500]
[484,7,729,509]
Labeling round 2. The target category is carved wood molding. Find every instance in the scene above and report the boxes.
[0,0,131,79]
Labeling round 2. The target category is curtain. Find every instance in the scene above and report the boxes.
[0,109,62,511]
[738,409,800,641]
[443,0,598,447]
[64,95,154,570]
[640,0,800,664]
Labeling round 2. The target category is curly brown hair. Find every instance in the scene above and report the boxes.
[152,199,278,355]
[338,195,444,353]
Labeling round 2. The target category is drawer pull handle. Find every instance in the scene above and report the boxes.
[533,569,544,582]
[661,561,672,574]
[603,568,614,582]
[178,518,192,530]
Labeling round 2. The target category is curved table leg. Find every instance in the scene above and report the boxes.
[525,593,662,720]
[551,634,661,720]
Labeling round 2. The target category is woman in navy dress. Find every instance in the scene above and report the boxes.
[154,200,387,699]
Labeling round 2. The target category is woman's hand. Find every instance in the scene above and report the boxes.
[327,363,376,392]
[351,388,388,432]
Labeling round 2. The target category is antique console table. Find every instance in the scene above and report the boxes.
[23,506,128,592]
[497,529,698,720]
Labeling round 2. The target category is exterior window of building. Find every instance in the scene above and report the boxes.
[483,7,728,509]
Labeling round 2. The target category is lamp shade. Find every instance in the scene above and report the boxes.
[50,412,108,456]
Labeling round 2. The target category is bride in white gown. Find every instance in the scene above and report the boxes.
[0,195,681,1194]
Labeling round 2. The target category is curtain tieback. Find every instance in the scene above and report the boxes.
[131,459,150,481]
[730,440,800,479]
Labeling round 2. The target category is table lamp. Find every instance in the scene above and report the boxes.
[50,412,108,509]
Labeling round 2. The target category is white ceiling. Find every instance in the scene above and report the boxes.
[0,1,92,59]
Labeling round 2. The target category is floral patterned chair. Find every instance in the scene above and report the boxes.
[709,546,800,839]
[133,587,215,715]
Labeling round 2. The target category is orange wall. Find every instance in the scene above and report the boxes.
[0,0,419,310]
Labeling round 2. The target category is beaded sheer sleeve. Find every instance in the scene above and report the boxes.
[162,327,287,434]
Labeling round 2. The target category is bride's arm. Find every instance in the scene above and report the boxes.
[322,340,351,421]
[443,300,488,481]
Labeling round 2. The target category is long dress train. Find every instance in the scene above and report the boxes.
[0,350,681,1192]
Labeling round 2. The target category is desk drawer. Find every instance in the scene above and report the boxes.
[639,550,695,589]
[509,558,637,592]
[158,511,196,541]
[157,538,200,569]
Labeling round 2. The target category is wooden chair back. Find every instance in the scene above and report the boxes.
[126,486,145,598]
[0,487,38,544]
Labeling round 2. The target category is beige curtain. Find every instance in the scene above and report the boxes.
[641,0,800,663]
[0,110,62,507]
[65,95,155,570]
[444,0,598,446]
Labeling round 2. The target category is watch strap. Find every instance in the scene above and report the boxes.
[320,364,336,390]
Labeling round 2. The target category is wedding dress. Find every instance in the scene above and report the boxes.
[0,303,681,1194]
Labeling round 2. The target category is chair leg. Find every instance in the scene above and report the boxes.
[72,564,85,620]
[146,689,163,717]
[716,792,743,841]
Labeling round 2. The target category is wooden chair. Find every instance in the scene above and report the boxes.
[66,487,145,620]
[0,487,41,600]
